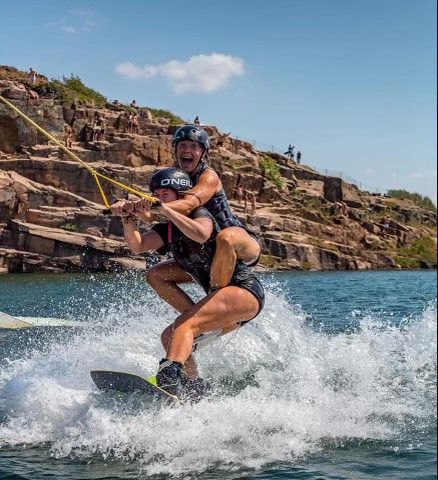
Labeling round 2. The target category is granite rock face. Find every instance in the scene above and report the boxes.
[0,80,436,274]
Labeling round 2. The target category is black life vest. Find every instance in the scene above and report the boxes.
[152,208,218,291]
[191,162,244,230]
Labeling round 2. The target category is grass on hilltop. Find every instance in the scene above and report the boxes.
[1,66,185,122]
[0,66,107,106]
[259,155,284,190]
[387,189,436,212]
[33,75,107,106]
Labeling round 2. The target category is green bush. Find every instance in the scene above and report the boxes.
[146,108,184,125]
[387,189,436,212]
[32,79,66,98]
[60,223,79,232]
[259,155,284,190]
[396,236,437,267]
[62,75,106,105]
[32,74,106,106]
[395,256,421,269]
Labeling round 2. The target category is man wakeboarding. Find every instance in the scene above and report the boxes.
[146,125,261,304]
[110,168,265,399]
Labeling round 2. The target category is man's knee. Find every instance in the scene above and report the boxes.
[146,264,165,286]
[216,228,260,259]
[161,325,173,347]
[216,229,237,249]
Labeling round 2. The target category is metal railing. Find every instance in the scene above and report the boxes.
[232,134,383,195]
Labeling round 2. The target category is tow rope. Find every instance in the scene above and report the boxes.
[0,94,159,208]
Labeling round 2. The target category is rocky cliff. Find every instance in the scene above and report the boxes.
[0,68,436,274]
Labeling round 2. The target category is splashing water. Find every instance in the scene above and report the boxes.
[0,277,436,477]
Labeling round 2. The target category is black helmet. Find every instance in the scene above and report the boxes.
[149,168,193,193]
[172,124,209,152]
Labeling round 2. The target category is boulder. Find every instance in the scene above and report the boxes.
[324,177,362,207]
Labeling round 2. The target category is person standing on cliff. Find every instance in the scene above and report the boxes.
[250,192,257,215]
[284,144,295,163]
[28,68,38,86]
[296,151,302,164]
[63,124,73,148]
[234,186,244,205]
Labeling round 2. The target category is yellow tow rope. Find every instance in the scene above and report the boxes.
[0,94,158,208]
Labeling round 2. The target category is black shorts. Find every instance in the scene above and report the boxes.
[244,228,262,267]
[230,262,265,322]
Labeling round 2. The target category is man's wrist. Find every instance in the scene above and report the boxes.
[122,214,137,225]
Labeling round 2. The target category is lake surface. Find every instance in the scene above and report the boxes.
[0,270,436,479]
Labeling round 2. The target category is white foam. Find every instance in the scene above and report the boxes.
[0,286,436,476]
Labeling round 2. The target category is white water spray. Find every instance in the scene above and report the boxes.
[0,284,436,477]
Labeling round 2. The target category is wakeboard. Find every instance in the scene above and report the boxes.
[90,370,178,402]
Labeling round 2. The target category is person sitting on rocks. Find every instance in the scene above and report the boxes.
[334,201,343,218]
[216,132,231,148]
[341,201,349,218]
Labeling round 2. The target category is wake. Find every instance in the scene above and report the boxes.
[0,282,436,476]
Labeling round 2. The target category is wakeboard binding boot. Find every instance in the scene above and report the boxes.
[156,358,186,397]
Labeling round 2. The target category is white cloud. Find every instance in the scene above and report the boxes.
[70,9,94,17]
[62,25,77,34]
[47,9,97,34]
[410,169,437,178]
[364,167,374,175]
[115,53,245,94]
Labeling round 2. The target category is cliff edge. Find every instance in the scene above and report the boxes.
[0,66,436,274]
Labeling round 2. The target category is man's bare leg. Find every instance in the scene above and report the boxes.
[147,260,194,313]
[210,227,261,289]
[166,287,259,363]
[148,261,200,377]
[161,324,198,378]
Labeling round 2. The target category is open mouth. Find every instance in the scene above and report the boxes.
[179,155,196,170]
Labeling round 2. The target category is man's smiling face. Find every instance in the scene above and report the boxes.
[176,140,204,174]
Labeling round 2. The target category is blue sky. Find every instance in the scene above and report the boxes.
[1,0,436,201]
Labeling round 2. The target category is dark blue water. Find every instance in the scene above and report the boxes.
[0,270,436,479]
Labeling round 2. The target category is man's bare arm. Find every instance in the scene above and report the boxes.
[161,203,213,243]
[165,170,221,215]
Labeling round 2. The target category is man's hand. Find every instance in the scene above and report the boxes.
[110,200,134,217]
[132,198,156,222]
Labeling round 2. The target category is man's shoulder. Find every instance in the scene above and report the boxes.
[197,165,219,179]
[190,207,214,220]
